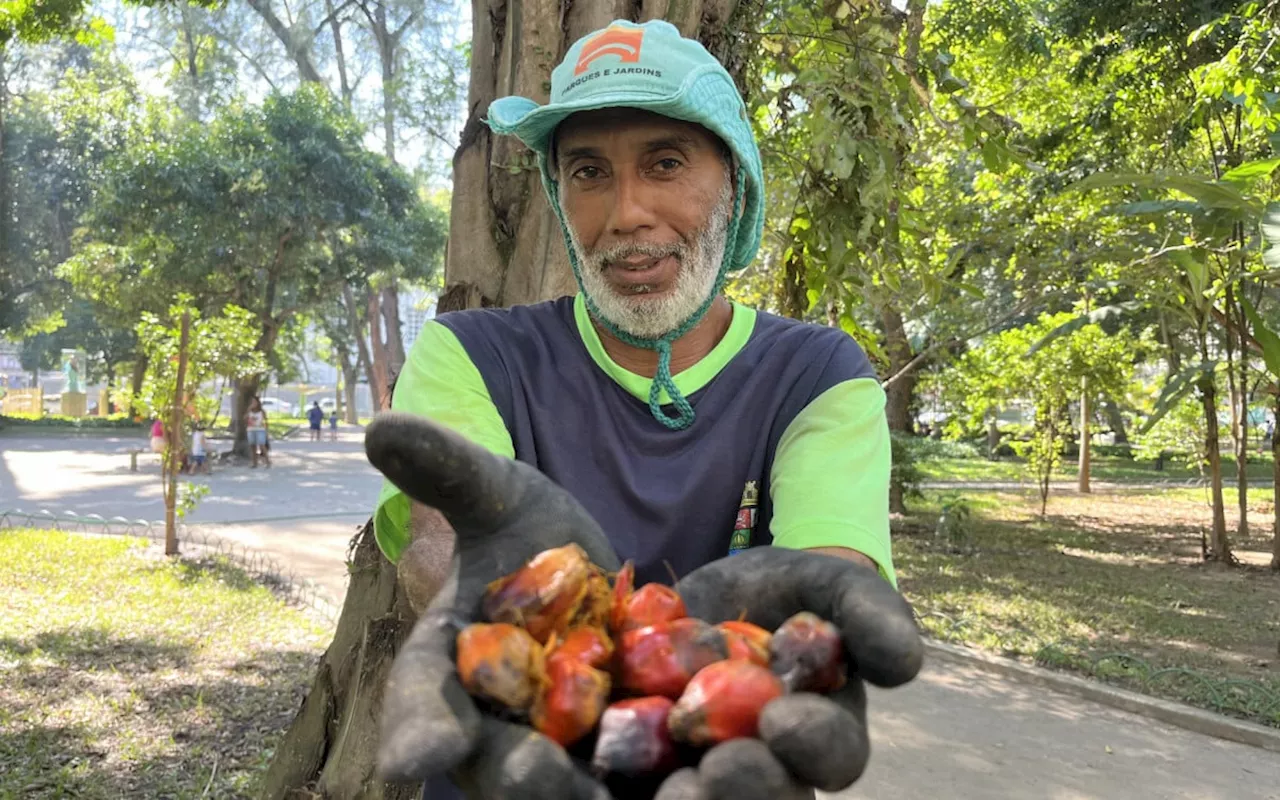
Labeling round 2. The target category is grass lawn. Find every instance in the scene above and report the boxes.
[918,453,1276,483]
[0,529,331,799]
[896,488,1280,727]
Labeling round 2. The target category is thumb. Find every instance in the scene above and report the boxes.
[365,411,533,531]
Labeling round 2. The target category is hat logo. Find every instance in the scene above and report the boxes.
[574,25,645,75]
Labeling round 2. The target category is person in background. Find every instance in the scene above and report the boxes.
[245,397,270,468]
[307,400,324,442]
[328,408,339,441]
[150,417,166,455]
[190,425,210,474]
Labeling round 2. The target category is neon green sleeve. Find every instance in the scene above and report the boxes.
[768,378,897,588]
[372,320,515,563]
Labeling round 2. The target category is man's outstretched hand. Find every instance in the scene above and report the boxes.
[365,412,924,800]
[656,548,924,799]
[365,412,618,799]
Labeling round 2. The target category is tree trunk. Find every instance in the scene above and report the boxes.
[0,46,8,277]
[259,520,419,800]
[105,362,117,414]
[164,312,191,556]
[1199,373,1232,562]
[263,2,751,796]
[380,285,406,377]
[1103,398,1129,446]
[339,346,360,425]
[232,374,261,458]
[881,306,915,435]
[1078,381,1091,493]
[1273,390,1280,570]
[1236,294,1250,542]
[128,355,149,418]
[366,290,392,411]
[986,410,1000,459]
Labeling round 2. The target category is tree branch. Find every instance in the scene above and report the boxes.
[881,296,1039,389]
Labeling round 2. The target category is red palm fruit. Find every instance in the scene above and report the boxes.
[590,696,679,778]
[482,544,597,642]
[768,611,846,693]
[530,655,611,747]
[610,560,686,633]
[553,626,614,669]
[618,583,687,632]
[618,618,728,699]
[455,622,546,711]
[667,660,784,747]
[717,620,772,667]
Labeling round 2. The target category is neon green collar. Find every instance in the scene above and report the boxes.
[573,293,757,406]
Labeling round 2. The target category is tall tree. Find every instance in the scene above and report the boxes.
[261,3,756,796]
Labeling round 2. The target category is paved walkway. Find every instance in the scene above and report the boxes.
[4,430,1280,798]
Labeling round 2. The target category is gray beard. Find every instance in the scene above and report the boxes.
[570,181,733,341]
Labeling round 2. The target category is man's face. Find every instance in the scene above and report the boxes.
[554,108,734,340]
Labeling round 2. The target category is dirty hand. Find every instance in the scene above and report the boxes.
[653,549,925,800]
[365,411,619,799]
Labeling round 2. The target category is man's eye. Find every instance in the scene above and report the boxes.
[654,158,682,172]
[573,166,603,180]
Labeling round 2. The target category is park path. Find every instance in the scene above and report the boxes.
[3,430,1279,798]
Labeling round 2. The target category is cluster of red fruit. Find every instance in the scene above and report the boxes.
[454,544,846,781]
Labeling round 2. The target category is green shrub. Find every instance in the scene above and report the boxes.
[898,434,984,461]
[0,413,146,430]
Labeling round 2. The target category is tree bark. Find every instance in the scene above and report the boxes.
[986,410,1000,458]
[367,290,392,411]
[263,2,752,796]
[259,520,419,800]
[1199,372,1232,562]
[105,362,116,414]
[338,345,359,424]
[0,46,8,279]
[128,355,149,418]
[1078,380,1091,494]
[881,305,915,435]
[380,285,406,377]
[245,0,325,84]
[1236,291,1250,542]
[1273,390,1280,570]
[232,374,262,458]
[1103,398,1129,446]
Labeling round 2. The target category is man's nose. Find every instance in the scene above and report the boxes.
[606,170,658,235]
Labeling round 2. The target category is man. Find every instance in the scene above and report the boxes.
[307,400,324,442]
[366,18,921,800]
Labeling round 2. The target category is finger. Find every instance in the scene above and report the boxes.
[653,768,707,800]
[453,717,613,800]
[758,686,869,791]
[676,547,923,687]
[364,411,530,530]
[377,603,482,783]
[696,739,812,800]
[365,412,619,574]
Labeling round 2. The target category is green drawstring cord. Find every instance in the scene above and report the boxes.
[547,166,746,430]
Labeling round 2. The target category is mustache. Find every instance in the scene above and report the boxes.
[587,241,685,271]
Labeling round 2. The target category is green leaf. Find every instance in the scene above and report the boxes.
[1069,171,1257,214]
[1261,203,1280,270]
[1242,297,1280,380]
[1026,302,1142,356]
[1170,250,1209,300]
[1113,200,1201,216]
[1138,362,1215,434]
[1220,158,1280,184]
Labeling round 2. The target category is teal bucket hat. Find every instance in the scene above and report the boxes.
[484,18,766,431]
